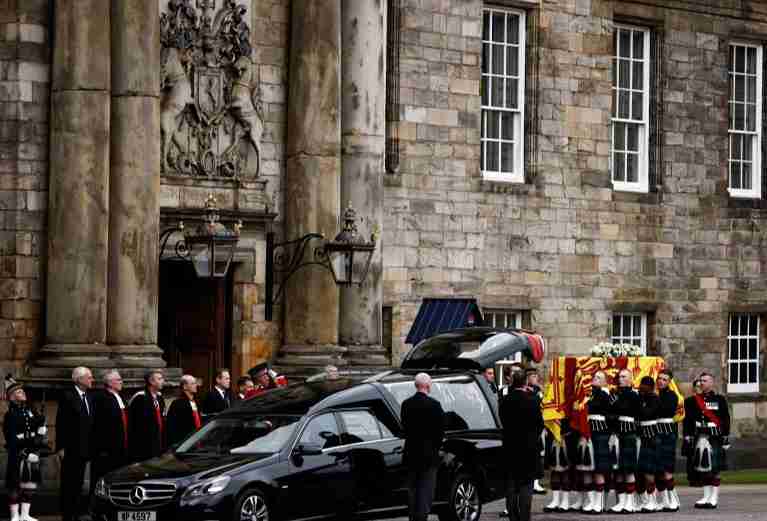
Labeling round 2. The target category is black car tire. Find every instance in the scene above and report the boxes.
[233,487,271,521]
[439,472,482,521]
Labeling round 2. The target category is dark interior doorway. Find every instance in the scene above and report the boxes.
[158,260,233,391]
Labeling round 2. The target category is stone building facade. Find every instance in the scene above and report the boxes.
[0,0,765,457]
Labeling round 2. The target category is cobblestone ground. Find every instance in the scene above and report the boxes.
[377,485,767,521]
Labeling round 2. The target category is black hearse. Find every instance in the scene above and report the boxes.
[90,328,545,521]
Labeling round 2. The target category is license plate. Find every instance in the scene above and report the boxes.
[117,512,156,521]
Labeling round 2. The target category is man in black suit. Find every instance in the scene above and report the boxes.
[55,366,94,521]
[128,370,166,462]
[500,370,544,521]
[401,372,445,521]
[91,369,129,492]
[201,368,233,417]
[167,374,203,447]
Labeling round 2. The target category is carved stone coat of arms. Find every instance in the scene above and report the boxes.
[160,0,263,180]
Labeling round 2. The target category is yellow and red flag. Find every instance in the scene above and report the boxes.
[541,356,684,443]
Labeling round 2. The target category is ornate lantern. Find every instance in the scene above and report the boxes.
[324,204,376,285]
[159,194,242,279]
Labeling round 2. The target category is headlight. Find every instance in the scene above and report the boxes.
[95,478,107,498]
[182,475,231,500]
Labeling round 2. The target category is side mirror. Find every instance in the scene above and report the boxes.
[294,442,323,456]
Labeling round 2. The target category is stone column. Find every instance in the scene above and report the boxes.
[42,0,111,364]
[284,0,341,346]
[107,0,165,367]
[339,0,386,346]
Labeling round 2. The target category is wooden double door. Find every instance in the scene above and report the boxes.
[158,261,233,390]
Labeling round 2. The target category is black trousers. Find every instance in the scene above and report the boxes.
[506,479,533,521]
[407,466,438,521]
[60,453,89,520]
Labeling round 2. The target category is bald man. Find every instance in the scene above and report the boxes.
[401,373,445,521]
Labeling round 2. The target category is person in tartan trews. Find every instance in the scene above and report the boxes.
[655,369,681,511]
[690,372,730,509]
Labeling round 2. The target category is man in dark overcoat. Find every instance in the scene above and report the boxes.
[500,370,543,521]
[166,375,203,447]
[401,372,445,521]
[201,369,233,417]
[128,370,166,462]
[91,370,129,489]
[55,366,94,521]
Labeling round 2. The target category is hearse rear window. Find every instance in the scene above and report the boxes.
[383,377,496,430]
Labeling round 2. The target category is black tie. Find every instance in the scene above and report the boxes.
[81,393,89,416]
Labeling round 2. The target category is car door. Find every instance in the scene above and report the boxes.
[336,409,403,512]
[280,412,353,519]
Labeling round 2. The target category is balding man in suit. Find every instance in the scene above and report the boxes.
[401,372,445,521]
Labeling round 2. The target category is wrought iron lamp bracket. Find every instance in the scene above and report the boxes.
[265,232,334,321]
[159,222,189,261]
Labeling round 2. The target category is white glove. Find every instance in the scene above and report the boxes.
[26,453,39,464]
[37,426,47,436]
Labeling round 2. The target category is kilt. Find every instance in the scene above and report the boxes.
[591,432,612,474]
[546,438,570,472]
[694,435,727,474]
[637,437,657,474]
[616,433,639,473]
[655,432,677,474]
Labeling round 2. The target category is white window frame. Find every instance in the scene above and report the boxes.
[611,25,651,193]
[728,43,763,199]
[611,312,647,354]
[727,313,760,393]
[480,7,526,183]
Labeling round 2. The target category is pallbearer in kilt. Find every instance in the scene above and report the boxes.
[690,372,730,509]
[608,369,641,513]
[542,420,574,512]
[579,371,612,514]
[655,369,681,511]
[682,379,704,489]
[637,376,662,512]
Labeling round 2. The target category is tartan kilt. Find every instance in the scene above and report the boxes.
[617,433,639,473]
[591,432,612,474]
[637,437,657,474]
[655,432,677,474]
[545,438,569,472]
[694,435,727,474]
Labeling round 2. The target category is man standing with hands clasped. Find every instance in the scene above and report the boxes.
[500,370,544,521]
[55,366,94,521]
[401,373,445,521]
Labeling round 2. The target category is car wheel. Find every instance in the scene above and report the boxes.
[234,488,270,521]
[439,473,482,521]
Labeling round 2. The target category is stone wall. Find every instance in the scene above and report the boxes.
[0,0,49,370]
[384,0,767,435]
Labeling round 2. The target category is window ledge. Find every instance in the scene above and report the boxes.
[727,392,767,403]
[612,182,649,194]
[728,189,762,199]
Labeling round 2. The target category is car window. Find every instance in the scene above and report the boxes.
[339,410,389,444]
[384,377,496,430]
[177,415,301,455]
[299,413,341,449]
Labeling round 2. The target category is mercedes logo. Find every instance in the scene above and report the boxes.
[129,486,146,506]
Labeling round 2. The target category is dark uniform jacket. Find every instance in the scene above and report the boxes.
[682,395,699,455]
[166,396,202,447]
[688,391,730,438]
[92,389,128,460]
[3,402,46,488]
[55,386,94,458]
[128,389,166,462]
[201,387,233,416]
[610,387,641,433]
[500,387,544,481]
[657,388,678,419]
[401,392,445,471]
[638,392,660,438]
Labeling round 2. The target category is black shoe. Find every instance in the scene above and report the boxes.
[499,510,509,518]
